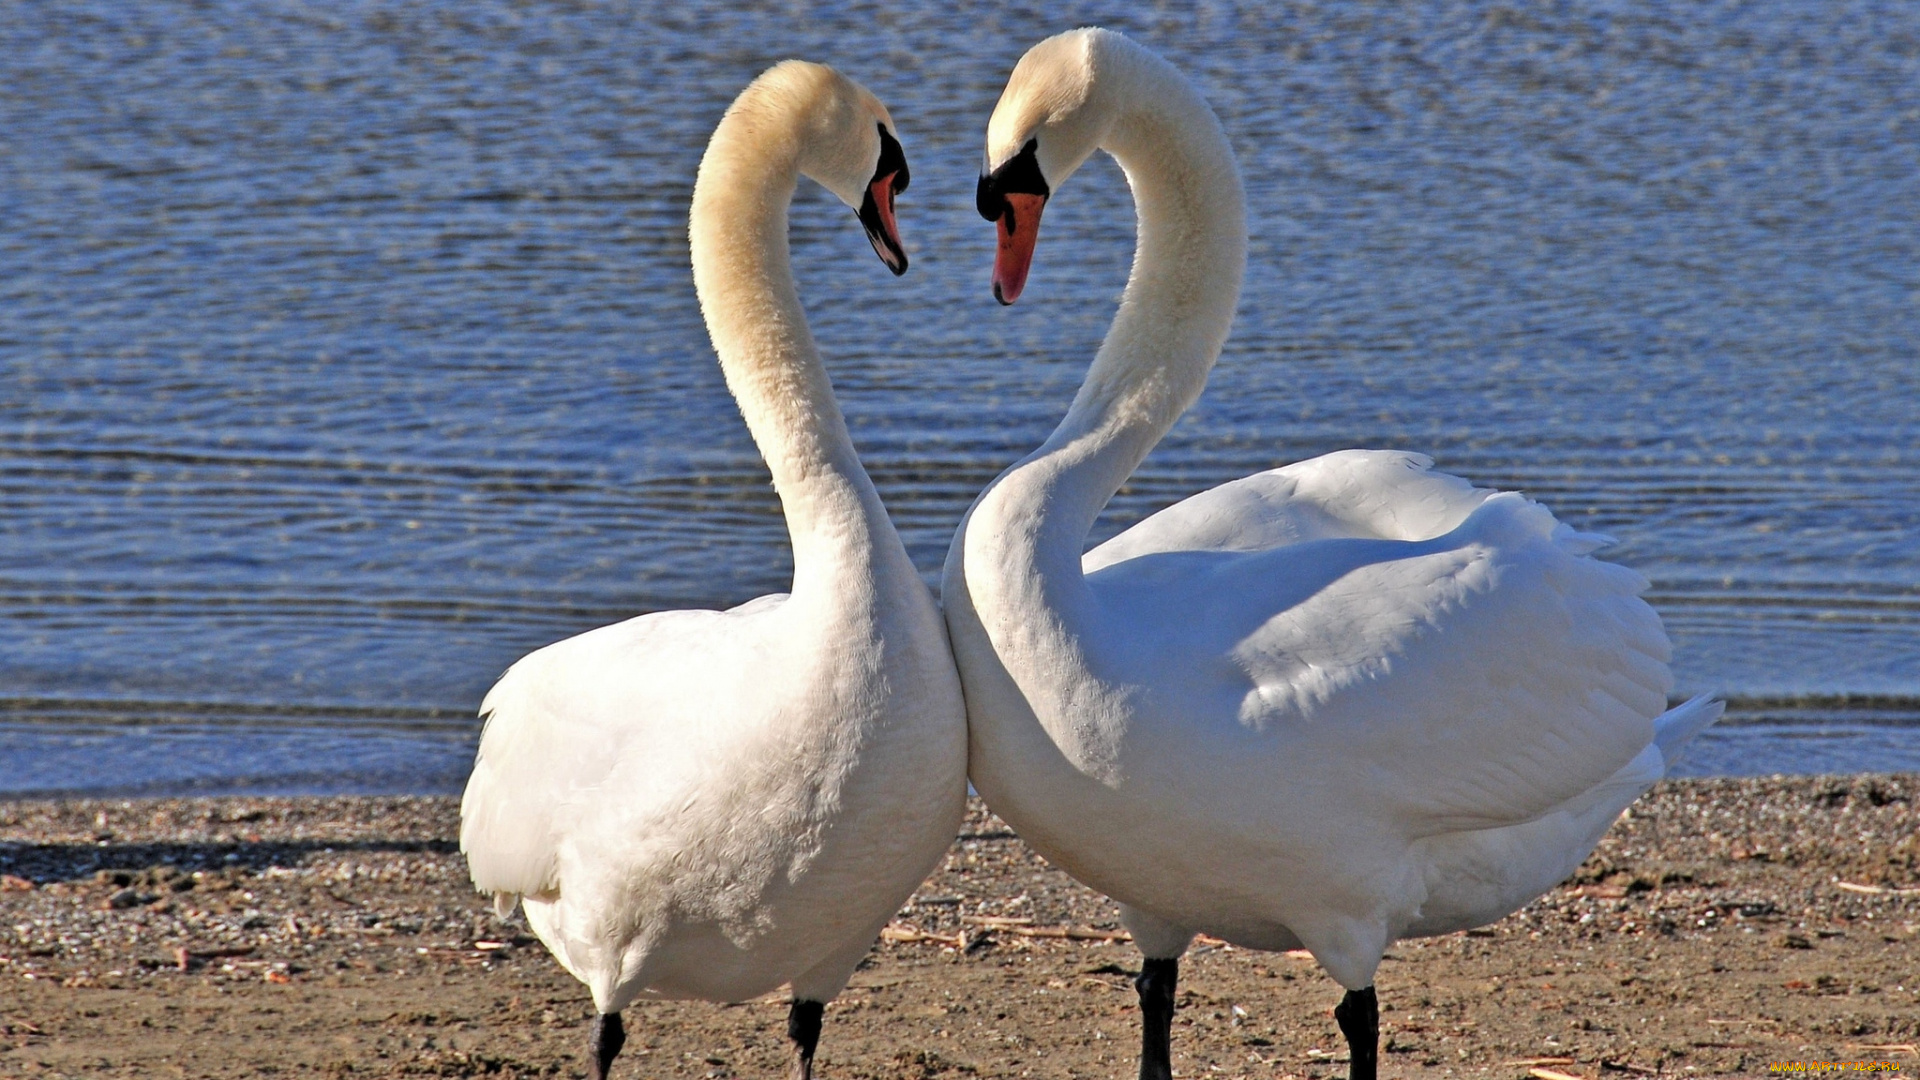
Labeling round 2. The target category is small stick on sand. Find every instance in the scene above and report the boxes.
[953,916,1132,942]
[1835,880,1920,896]
[879,925,965,948]
[175,945,257,972]
[1847,1043,1918,1055]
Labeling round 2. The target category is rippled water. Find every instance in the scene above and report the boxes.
[4,2,1917,794]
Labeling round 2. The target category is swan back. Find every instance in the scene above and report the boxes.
[1084,451,1494,571]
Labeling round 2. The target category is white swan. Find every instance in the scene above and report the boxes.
[460,62,967,1080]
[945,29,1721,1080]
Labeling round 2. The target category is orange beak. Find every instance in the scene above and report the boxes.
[859,170,908,275]
[991,193,1047,305]
[859,124,910,276]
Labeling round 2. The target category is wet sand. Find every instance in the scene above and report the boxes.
[0,776,1914,1079]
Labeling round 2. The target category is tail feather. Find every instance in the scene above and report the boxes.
[1652,695,1725,769]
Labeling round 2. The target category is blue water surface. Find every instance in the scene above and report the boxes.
[3,1,1916,794]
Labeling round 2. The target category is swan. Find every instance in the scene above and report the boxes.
[460,62,967,1080]
[945,29,1721,1080]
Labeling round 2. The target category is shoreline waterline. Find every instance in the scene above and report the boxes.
[7,692,1920,797]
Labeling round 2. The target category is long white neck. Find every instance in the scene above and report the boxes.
[689,95,911,599]
[989,48,1248,594]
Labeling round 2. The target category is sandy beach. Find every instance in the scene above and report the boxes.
[0,775,1914,1079]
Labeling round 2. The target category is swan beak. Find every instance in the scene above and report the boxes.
[859,173,909,276]
[991,192,1046,305]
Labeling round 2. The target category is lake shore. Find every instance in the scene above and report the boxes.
[1,776,1915,1079]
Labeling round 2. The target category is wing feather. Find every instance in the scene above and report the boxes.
[1086,453,1672,837]
[1085,450,1490,572]
[458,597,788,901]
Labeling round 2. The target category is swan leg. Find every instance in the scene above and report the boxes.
[1134,957,1178,1080]
[788,999,825,1080]
[588,1011,626,1080]
[1333,986,1377,1080]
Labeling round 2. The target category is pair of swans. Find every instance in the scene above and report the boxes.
[461,30,1719,1080]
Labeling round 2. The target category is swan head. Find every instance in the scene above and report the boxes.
[743,60,913,275]
[976,29,1115,303]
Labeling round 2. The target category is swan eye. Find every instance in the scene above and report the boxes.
[873,125,909,194]
[976,138,1048,222]
[976,173,1005,223]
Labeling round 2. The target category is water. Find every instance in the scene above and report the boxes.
[3,1,1916,795]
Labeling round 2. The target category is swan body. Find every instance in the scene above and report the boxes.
[460,61,965,1078]
[947,28,1719,1076]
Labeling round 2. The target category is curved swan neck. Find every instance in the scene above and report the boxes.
[690,91,897,587]
[1029,42,1249,556]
